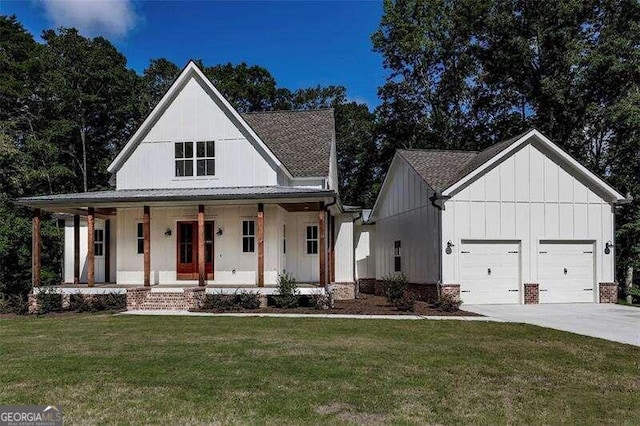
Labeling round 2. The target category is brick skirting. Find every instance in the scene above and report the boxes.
[440,284,461,302]
[357,279,376,294]
[328,283,356,300]
[406,283,438,304]
[125,287,151,310]
[524,283,539,304]
[184,287,207,310]
[598,282,617,303]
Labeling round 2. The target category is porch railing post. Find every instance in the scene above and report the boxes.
[87,207,95,287]
[143,206,150,286]
[198,204,205,287]
[257,203,264,287]
[32,208,41,288]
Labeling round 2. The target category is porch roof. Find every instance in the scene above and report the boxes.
[15,186,336,208]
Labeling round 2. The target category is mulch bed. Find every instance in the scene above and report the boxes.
[200,293,481,316]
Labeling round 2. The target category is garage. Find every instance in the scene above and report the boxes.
[538,241,595,303]
[459,240,521,304]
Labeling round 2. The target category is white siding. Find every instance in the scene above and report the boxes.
[116,77,280,190]
[442,141,616,292]
[355,225,375,279]
[334,214,354,282]
[63,217,116,283]
[373,157,440,283]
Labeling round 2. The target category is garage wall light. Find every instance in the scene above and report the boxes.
[604,241,612,255]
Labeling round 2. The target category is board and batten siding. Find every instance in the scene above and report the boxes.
[116,77,284,190]
[334,215,355,282]
[355,225,375,280]
[374,156,441,284]
[63,217,116,284]
[441,141,615,290]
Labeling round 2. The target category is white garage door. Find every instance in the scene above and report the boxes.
[459,240,520,304]
[539,241,595,303]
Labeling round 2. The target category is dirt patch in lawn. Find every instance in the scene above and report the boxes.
[199,293,480,316]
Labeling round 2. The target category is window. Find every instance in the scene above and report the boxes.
[394,240,401,272]
[306,225,318,255]
[283,224,286,254]
[175,141,194,177]
[242,220,255,253]
[94,229,104,256]
[137,223,144,254]
[196,141,215,176]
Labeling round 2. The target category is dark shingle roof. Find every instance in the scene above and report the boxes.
[397,130,533,191]
[241,109,334,178]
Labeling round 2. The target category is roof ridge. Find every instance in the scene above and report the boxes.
[241,108,334,115]
[398,148,478,154]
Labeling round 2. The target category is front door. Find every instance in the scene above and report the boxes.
[176,221,214,280]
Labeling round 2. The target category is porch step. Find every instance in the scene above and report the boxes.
[138,291,189,311]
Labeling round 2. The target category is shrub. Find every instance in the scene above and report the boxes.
[7,295,28,315]
[273,272,299,308]
[0,298,11,314]
[69,294,92,312]
[628,286,640,304]
[309,289,333,310]
[202,293,236,311]
[395,293,417,312]
[236,291,261,309]
[69,293,127,313]
[383,273,408,305]
[36,288,62,314]
[436,292,462,312]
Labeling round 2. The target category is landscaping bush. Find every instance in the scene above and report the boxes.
[382,273,408,305]
[236,291,261,309]
[69,294,92,312]
[7,295,29,315]
[69,293,127,313]
[36,289,62,314]
[395,292,416,312]
[273,272,299,308]
[0,297,11,314]
[628,286,640,304]
[309,289,333,310]
[435,292,462,312]
[202,293,236,311]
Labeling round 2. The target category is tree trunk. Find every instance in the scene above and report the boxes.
[80,126,88,192]
[626,264,634,304]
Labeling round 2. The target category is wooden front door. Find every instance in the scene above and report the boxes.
[177,221,214,280]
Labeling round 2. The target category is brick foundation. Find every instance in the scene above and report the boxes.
[524,283,539,304]
[328,283,356,300]
[125,287,151,310]
[357,279,376,294]
[184,287,206,310]
[28,293,38,314]
[598,282,617,303]
[440,284,461,302]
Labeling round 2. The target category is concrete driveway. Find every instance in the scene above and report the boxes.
[463,303,640,347]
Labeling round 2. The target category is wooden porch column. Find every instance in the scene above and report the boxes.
[73,214,80,284]
[319,203,326,287]
[143,206,150,286]
[32,208,41,287]
[198,205,205,287]
[330,215,335,283]
[87,207,95,287]
[257,203,264,287]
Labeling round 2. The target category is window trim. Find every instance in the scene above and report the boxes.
[241,219,256,254]
[174,141,194,177]
[305,224,319,256]
[174,140,217,178]
[196,140,216,177]
[394,240,401,272]
[94,229,104,257]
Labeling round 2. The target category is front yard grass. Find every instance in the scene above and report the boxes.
[0,314,638,424]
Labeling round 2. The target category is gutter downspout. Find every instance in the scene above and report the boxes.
[352,211,363,296]
[324,197,337,291]
[431,191,450,300]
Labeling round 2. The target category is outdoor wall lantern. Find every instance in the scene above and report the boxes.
[164,227,172,237]
[604,241,612,255]
[445,240,455,255]
[216,227,224,236]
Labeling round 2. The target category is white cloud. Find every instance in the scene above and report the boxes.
[37,0,139,38]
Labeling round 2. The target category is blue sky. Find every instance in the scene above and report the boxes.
[2,0,386,107]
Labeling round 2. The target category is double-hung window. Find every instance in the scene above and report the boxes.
[94,229,104,256]
[175,142,194,177]
[306,225,318,255]
[242,220,255,253]
[196,141,215,176]
[137,223,144,254]
[394,240,401,272]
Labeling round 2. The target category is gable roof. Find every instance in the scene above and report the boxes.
[242,109,333,177]
[387,129,625,206]
[108,61,334,179]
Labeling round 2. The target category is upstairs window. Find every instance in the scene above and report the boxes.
[306,225,318,255]
[196,141,215,176]
[175,142,193,177]
[394,240,401,272]
[242,220,255,253]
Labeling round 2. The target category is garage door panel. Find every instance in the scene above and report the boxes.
[459,240,520,305]
[539,241,595,303]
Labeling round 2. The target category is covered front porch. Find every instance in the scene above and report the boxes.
[21,187,353,292]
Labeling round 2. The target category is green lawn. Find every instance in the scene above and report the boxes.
[0,314,638,424]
